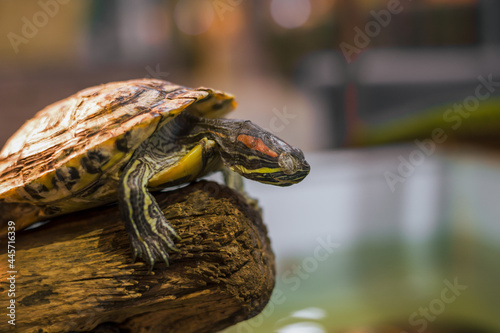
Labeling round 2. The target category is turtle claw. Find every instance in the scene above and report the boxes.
[152,241,171,267]
[129,230,178,270]
[126,211,180,271]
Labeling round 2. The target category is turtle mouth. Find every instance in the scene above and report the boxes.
[272,160,310,186]
[275,150,310,184]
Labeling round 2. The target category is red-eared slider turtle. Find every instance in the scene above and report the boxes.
[0,79,310,267]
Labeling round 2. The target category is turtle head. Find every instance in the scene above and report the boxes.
[217,120,310,186]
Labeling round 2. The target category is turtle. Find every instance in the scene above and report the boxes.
[0,78,310,267]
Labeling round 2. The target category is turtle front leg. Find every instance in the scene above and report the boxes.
[118,159,180,268]
[222,167,245,192]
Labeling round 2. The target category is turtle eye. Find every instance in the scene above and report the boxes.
[278,152,297,175]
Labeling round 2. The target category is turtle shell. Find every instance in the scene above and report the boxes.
[0,78,236,230]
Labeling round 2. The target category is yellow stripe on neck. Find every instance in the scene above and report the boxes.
[231,165,281,175]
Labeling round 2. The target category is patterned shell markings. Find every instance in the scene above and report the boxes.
[0,79,233,205]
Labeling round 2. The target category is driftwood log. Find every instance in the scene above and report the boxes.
[0,181,275,333]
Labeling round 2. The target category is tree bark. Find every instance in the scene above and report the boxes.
[0,181,275,333]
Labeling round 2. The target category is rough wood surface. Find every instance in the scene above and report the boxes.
[0,181,275,333]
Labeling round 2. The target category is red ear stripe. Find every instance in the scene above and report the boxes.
[237,134,278,158]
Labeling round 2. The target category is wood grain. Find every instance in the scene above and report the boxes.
[0,181,275,333]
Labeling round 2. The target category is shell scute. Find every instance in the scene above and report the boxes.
[115,132,131,153]
[54,166,80,190]
[81,149,110,174]
[0,78,236,223]
[24,183,49,200]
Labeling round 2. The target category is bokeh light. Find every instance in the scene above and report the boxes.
[271,0,311,29]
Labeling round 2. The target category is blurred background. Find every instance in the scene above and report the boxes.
[1,0,500,332]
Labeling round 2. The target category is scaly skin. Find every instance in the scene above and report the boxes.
[118,113,310,268]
